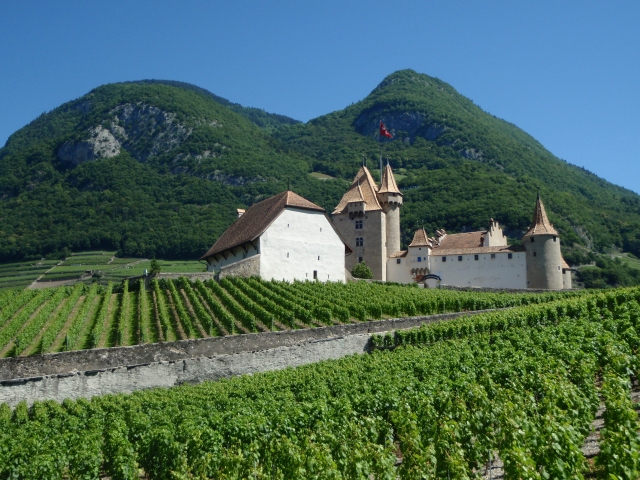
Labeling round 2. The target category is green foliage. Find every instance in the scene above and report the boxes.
[2,287,640,476]
[149,258,161,276]
[577,255,640,288]
[1,71,639,288]
[0,277,592,356]
[351,261,373,279]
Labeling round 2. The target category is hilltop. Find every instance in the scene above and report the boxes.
[1,69,639,285]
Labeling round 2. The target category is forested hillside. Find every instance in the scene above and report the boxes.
[1,69,639,285]
[0,83,346,260]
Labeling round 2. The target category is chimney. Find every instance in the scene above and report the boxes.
[236,209,245,218]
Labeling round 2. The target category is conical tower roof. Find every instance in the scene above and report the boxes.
[332,166,382,214]
[378,163,402,195]
[523,194,558,237]
[409,228,431,247]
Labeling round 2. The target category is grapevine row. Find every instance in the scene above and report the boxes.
[1,287,639,477]
[193,280,235,334]
[88,282,113,348]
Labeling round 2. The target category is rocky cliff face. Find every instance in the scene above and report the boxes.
[353,110,447,144]
[57,126,121,166]
[57,103,193,166]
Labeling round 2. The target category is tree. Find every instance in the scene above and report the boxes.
[351,262,373,279]
[149,258,161,276]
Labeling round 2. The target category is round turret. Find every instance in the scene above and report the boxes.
[378,163,403,255]
[523,195,563,289]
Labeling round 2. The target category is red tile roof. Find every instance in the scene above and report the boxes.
[200,191,325,260]
[434,231,487,250]
[378,163,402,195]
[524,194,558,237]
[409,228,431,247]
[333,166,382,214]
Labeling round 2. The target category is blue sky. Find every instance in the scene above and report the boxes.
[1,1,639,193]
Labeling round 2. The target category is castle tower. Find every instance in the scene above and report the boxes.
[377,162,403,256]
[332,166,387,280]
[523,194,564,289]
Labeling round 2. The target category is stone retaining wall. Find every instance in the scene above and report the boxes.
[0,309,495,406]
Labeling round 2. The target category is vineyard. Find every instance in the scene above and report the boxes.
[0,277,584,357]
[1,287,640,478]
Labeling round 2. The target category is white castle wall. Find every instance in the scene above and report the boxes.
[431,251,527,289]
[386,257,413,283]
[260,208,345,282]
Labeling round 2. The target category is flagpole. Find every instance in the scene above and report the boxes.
[379,119,383,183]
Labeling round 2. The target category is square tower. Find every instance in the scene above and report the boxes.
[332,165,402,281]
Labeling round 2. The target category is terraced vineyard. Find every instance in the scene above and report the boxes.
[0,277,587,357]
[37,251,204,285]
[0,259,60,291]
[2,287,640,478]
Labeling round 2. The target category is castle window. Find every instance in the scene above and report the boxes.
[533,252,537,257]
[442,257,447,262]
[318,256,320,260]
[508,253,513,259]
[355,220,363,229]
[313,270,318,280]
[320,228,322,232]
[491,254,496,259]
[474,255,479,261]
[558,265,561,270]
[356,237,363,247]
[553,236,557,242]
[397,259,401,264]
[417,257,421,262]
[530,237,534,243]
[458,256,462,261]
[287,252,289,258]
[358,256,363,262]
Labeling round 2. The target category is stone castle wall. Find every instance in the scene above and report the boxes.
[0,310,495,406]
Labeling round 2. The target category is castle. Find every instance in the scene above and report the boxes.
[332,164,572,289]
[202,163,572,290]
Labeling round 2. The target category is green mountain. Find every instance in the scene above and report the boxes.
[0,83,346,260]
[1,69,640,284]
[277,70,640,254]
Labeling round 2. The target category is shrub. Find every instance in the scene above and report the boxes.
[351,262,373,279]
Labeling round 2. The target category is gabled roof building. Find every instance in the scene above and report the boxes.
[201,191,352,282]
